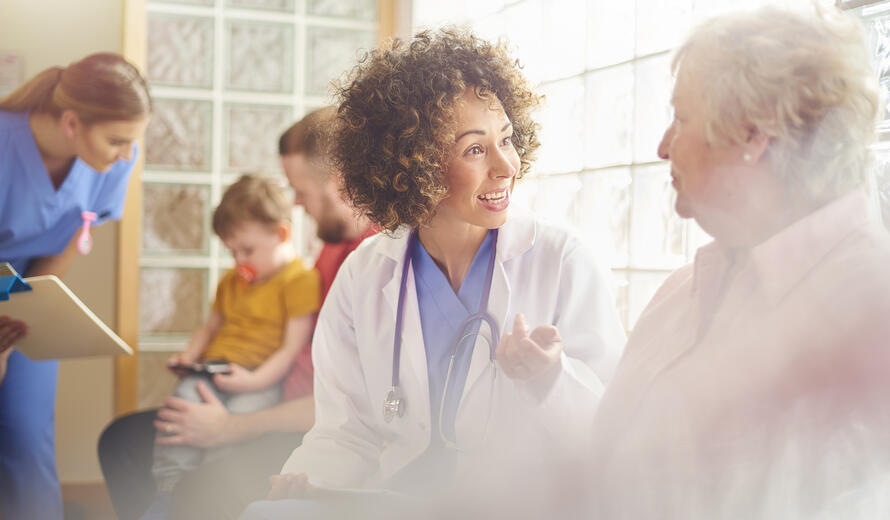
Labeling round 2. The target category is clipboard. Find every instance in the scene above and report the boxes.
[0,263,133,360]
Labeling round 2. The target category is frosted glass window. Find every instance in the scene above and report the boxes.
[866,14,890,127]
[635,0,692,57]
[536,77,585,174]
[634,53,673,163]
[521,174,583,228]
[586,0,634,69]
[540,0,586,80]
[578,168,631,269]
[147,14,214,89]
[226,20,295,93]
[161,0,213,5]
[142,184,210,254]
[473,13,506,44]
[139,268,207,335]
[226,0,296,11]
[503,0,546,84]
[584,64,634,168]
[612,270,630,328]
[873,146,890,228]
[225,104,293,172]
[305,26,375,96]
[630,163,686,270]
[308,0,376,20]
[145,99,213,171]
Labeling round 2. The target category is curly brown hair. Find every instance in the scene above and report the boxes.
[333,27,542,232]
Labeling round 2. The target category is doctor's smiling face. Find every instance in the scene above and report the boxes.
[436,89,520,231]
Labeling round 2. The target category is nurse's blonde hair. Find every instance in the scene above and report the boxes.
[674,6,879,205]
[0,53,152,125]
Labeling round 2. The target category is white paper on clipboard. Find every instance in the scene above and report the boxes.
[0,275,133,360]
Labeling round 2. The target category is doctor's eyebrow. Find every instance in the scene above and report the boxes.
[455,122,513,142]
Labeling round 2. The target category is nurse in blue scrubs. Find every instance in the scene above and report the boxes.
[0,52,151,520]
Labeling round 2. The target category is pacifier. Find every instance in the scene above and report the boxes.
[78,211,98,255]
[236,263,257,283]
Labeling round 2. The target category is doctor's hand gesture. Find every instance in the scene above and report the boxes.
[496,313,562,383]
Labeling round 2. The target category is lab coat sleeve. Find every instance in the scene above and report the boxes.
[279,259,383,488]
[514,238,626,443]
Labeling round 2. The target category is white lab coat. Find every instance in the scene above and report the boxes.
[280,214,625,489]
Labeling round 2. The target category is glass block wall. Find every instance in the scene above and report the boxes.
[413,0,832,331]
[852,2,890,228]
[139,0,377,407]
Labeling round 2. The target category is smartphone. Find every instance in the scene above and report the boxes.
[169,360,232,376]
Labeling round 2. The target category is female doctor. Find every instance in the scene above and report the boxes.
[241,27,625,518]
[0,53,151,519]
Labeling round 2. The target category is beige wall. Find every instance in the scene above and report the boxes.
[0,0,125,483]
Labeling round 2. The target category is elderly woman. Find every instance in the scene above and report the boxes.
[240,28,625,518]
[588,6,890,519]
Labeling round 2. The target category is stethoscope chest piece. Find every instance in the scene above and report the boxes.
[383,386,404,423]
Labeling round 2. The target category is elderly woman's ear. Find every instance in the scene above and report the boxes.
[741,128,770,166]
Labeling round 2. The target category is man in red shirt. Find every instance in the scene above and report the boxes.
[98,107,373,520]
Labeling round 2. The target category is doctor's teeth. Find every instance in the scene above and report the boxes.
[480,192,506,201]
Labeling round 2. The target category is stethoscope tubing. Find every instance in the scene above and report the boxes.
[387,228,501,429]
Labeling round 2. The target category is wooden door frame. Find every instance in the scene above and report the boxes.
[115,0,146,415]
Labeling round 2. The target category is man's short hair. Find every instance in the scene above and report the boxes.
[278,106,336,160]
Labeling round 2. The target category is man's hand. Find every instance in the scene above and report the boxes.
[155,381,233,448]
[268,473,316,499]
[495,313,563,381]
[213,363,265,394]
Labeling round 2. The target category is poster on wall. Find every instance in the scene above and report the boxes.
[0,53,24,97]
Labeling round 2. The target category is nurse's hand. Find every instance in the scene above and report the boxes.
[496,313,562,382]
[0,342,14,385]
[0,316,27,354]
[268,473,316,499]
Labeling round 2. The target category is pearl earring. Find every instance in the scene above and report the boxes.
[743,153,752,163]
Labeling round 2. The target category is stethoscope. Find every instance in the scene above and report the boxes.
[383,228,500,450]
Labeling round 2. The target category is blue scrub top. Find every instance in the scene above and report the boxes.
[0,109,135,274]
[412,230,493,443]
[390,231,493,494]
[0,109,136,520]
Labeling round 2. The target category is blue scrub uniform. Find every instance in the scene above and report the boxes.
[0,109,134,519]
[390,230,492,492]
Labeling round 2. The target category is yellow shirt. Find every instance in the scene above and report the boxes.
[202,258,320,369]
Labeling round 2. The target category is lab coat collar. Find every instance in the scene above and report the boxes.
[373,212,537,264]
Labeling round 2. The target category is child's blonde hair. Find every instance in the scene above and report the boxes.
[212,174,291,239]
